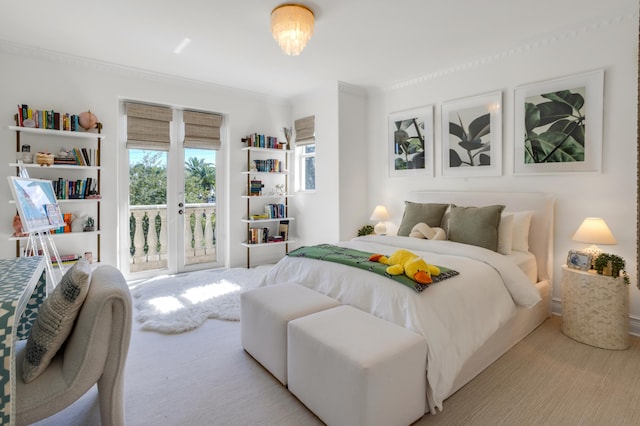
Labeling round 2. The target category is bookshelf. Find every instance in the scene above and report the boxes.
[8,116,103,263]
[241,143,294,268]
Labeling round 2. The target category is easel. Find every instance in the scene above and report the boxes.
[10,163,66,293]
[22,231,65,294]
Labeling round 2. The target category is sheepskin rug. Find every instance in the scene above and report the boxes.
[132,265,272,333]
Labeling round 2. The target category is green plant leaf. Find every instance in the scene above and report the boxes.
[542,90,584,111]
[459,140,485,151]
[535,101,572,127]
[524,103,540,133]
[468,113,490,140]
[526,131,584,163]
[449,121,466,141]
[548,120,585,146]
[449,149,462,167]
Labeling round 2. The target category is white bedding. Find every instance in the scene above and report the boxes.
[260,235,541,412]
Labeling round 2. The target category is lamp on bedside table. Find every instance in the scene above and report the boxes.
[571,217,617,262]
[370,205,390,235]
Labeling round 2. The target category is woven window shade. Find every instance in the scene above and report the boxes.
[126,102,172,151]
[294,115,315,145]
[183,110,223,150]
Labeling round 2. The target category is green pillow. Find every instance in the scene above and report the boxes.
[22,259,92,383]
[397,202,449,237]
[448,205,506,251]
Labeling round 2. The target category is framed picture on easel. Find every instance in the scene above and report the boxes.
[8,176,64,233]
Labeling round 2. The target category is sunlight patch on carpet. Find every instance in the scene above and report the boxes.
[132,265,273,334]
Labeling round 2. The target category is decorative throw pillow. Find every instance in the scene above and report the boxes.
[448,205,506,251]
[497,213,514,255]
[397,202,449,237]
[409,223,447,240]
[22,259,92,383]
[511,211,534,252]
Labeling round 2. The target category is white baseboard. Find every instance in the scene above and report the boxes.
[551,297,640,337]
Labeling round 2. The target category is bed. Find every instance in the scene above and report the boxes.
[260,191,555,413]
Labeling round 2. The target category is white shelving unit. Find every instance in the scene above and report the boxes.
[9,123,104,262]
[241,146,294,268]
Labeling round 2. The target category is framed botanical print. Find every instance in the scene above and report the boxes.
[441,91,502,177]
[388,106,434,177]
[514,69,604,174]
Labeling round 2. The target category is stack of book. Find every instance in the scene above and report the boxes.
[51,253,80,264]
[250,180,264,196]
[248,227,269,244]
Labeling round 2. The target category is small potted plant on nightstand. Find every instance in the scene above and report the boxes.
[357,225,374,237]
[593,253,630,285]
[83,216,95,232]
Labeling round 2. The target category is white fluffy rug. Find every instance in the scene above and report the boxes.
[131,265,273,334]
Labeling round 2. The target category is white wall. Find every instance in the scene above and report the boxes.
[338,83,369,241]
[365,7,639,322]
[289,82,341,246]
[0,45,290,270]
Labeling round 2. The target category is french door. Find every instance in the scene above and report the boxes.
[122,110,222,279]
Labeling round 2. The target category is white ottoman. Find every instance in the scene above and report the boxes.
[288,305,427,426]
[240,283,341,385]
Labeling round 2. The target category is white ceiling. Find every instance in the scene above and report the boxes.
[0,1,632,98]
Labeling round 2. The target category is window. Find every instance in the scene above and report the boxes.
[297,143,315,191]
[294,115,315,192]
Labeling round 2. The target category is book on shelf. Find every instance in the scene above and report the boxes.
[279,220,289,241]
[248,227,270,244]
[51,254,80,263]
[250,180,264,196]
[242,133,280,149]
[16,104,88,132]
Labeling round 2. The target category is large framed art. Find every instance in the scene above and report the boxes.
[388,106,434,177]
[514,69,604,174]
[441,91,502,177]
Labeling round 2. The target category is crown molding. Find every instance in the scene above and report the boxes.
[385,10,637,92]
[0,39,286,101]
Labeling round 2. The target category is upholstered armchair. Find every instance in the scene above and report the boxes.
[14,265,132,426]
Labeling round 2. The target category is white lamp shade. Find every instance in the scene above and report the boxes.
[369,205,390,221]
[572,217,617,245]
[370,205,390,235]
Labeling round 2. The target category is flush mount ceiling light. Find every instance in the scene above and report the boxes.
[271,4,314,56]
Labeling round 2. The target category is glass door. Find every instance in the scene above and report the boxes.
[125,128,221,278]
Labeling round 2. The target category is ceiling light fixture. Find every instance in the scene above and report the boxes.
[270,4,314,56]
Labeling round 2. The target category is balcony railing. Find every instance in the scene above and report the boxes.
[129,203,216,273]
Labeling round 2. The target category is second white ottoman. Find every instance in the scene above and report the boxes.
[288,305,427,426]
[240,283,341,385]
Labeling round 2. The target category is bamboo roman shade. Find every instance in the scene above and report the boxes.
[183,110,223,150]
[294,115,315,145]
[125,102,172,151]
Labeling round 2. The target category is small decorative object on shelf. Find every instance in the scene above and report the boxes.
[83,216,95,232]
[593,253,630,285]
[78,110,98,131]
[282,126,293,150]
[36,152,54,166]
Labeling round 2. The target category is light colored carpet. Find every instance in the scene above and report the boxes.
[31,313,640,425]
[131,265,272,333]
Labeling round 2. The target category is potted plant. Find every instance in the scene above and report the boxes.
[357,225,374,237]
[84,216,95,232]
[593,253,630,285]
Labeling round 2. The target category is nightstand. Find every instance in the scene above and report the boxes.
[561,266,630,350]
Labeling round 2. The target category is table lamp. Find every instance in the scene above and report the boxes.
[370,205,390,235]
[571,217,617,260]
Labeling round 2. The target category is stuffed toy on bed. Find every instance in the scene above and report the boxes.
[409,222,446,240]
[368,249,440,285]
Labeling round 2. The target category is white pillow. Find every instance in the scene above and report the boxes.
[511,211,533,252]
[497,213,514,255]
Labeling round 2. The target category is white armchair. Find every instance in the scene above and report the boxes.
[14,265,132,426]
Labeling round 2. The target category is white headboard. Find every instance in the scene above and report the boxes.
[407,191,555,284]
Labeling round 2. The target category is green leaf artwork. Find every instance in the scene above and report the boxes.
[448,111,491,167]
[523,87,586,164]
[393,118,425,170]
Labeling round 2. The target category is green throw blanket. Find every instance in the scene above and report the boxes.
[287,244,459,293]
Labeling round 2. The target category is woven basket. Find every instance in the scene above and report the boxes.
[36,152,54,166]
[561,266,630,350]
